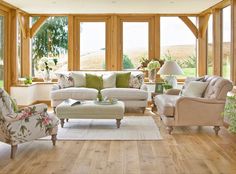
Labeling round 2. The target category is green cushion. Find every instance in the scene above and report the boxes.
[116,72,131,88]
[85,73,103,90]
[10,97,19,112]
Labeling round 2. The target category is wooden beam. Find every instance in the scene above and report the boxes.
[30,16,48,38]
[17,12,27,38]
[68,15,74,71]
[200,0,231,16]
[231,0,236,84]
[197,15,208,76]
[212,9,222,76]
[199,14,211,38]
[154,15,160,59]
[179,16,198,38]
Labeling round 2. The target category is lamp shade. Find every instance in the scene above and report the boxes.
[157,60,184,75]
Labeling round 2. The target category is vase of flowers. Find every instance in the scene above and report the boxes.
[38,57,57,82]
[147,60,160,82]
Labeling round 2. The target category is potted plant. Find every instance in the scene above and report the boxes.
[38,57,58,82]
[224,95,236,133]
[147,59,160,82]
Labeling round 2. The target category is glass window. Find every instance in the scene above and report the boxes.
[207,15,213,75]
[17,20,22,78]
[222,6,231,79]
[80,22,106,70]
[161,17,197,77]
[122,22,149,70]
[0,16,4,88]
[31,16,68,77]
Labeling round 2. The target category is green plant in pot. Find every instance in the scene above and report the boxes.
[223,95,236,133]
[147,60,160,82]
[24,77,32,85]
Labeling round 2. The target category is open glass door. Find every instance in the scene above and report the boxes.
[0,16,4,88]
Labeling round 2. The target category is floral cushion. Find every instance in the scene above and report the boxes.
[129,74,144,89]
[0,88,59,145]
[56,73,74,89]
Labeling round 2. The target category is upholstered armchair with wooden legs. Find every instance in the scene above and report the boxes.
[0,88,59,159]
[155,76,233,135]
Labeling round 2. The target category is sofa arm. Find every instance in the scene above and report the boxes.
[165,89,181,95]
[52,84,61,91]
[140,84,148,91]
[175,97,226,125]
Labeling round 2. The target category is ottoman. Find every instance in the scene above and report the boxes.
[56,100,125,128]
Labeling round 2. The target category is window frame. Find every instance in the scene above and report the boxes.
[117,16,155,70]
[74,16,111,71]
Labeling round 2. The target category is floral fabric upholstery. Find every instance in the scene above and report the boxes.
[129,74,144,89]
[0,88,59,145]
[56,73,74,89]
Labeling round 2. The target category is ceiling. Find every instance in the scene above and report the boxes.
[4,0,222,14]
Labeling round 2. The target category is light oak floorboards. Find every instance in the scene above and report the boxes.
[0,109,236,174]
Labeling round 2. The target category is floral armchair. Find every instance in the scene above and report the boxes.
[0,88,59,159]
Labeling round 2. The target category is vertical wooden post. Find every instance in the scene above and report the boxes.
[21,14,30,77]
[212,9,222,76]
[231,0,236,84]
[197,15,208,76]
[154,15,160,59]
[68,15,74,71]
[110,15,119,70]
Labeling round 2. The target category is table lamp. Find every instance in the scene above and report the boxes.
[157,60,184,88]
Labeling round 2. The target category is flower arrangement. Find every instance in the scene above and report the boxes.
[38,57,58,71]
[147,60,161,70]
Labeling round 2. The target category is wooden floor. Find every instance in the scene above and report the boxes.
[0,109,236,174]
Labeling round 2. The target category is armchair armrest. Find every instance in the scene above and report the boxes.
[5,103,48,122]
[140,84,148,91]
[177,97,225,105]
[165,89,181,95]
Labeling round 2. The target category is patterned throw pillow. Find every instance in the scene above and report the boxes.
[56,73,74,89]
[129,74,144,89]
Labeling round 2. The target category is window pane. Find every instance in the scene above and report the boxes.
[207,15,213,75]
[0,16,4,88]
[222,6,231,79]
[80,22,106,70]
[31,16,68,77]
[161,17,197,77]
[17,20,22,77]
[123,22,148,70]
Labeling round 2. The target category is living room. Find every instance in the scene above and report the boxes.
[0,0,236,173]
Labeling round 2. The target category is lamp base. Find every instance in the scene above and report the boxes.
[164,76,177,88]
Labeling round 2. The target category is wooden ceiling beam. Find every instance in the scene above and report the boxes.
[30,16,48,38]
[179,16,198,38]
[199,0,230,16]
[17,12,27,38]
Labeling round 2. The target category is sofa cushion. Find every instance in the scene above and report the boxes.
[55,73,74,88]
[103,73,116,88]
[101,88,148,100]
[51,87,98,100]
[86,73,103,90]
[182,81,208,98]
[71,72,86,87]
[129,73,144,89]
[116,72,131,88]
[155,94,180,116]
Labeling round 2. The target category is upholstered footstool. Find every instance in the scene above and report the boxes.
[56,100,125,128]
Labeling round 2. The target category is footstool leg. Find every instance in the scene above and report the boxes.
[66,118,69,122]
[60,118,65,128]
[116,119,121,128]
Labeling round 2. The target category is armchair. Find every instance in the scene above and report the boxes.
[0,88,59,159]
[155,76,233,135]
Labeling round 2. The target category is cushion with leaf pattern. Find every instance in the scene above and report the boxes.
[129,74,144,89]
[56,73,74,89]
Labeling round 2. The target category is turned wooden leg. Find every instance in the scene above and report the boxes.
[213,126,220,135]
[141,107,146,114]
[116,119,121,128]
[167,126,173,135]
[51,134,57,146]
[11,145,17,159]
[66,118,69,122]
[60,118,65,128]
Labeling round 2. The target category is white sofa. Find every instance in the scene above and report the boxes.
[50,71,148,112]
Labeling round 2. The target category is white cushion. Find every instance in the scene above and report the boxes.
[51,87,98,100]
[71,72,85,87]
[101,88,148,100]
[103,73,116,88]
[182,81,209,98]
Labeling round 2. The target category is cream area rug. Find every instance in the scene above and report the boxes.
[41,116,162,140]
